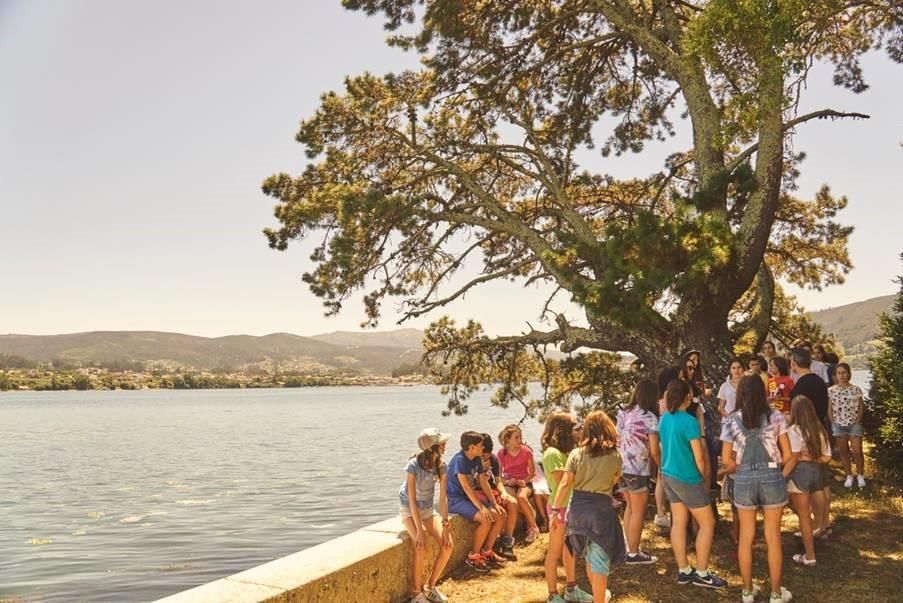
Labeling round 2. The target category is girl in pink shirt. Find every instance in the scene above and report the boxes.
[497,424,541,542]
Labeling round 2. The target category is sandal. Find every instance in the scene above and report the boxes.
[793,553,817,567]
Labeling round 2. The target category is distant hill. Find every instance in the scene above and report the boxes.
[0,330,424,375]
[311,328,425,349]
[809,295,894,348]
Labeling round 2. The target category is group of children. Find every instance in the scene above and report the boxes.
[399,341,866,603]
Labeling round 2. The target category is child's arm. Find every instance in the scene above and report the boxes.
[718,398,727,417]
[438,472,451,547]
[524,454,536,485]
[855,389,864,424]
[549,470,574,526]
[406,473,425,548]
[721,440,737,475]
[780,434,796,478]
[827,391,835,425]
[648,432,661,468]
[690,438,707,478]
[477,472,503,515]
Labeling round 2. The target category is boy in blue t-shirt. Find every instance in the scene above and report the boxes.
[447,430,508,573]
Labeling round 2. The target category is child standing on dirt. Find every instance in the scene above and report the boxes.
[550,410,626,603]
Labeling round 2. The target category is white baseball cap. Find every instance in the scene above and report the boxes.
[417,427,450,451]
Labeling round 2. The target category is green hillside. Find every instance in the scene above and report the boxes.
[809,294,895,366]
[0,330,423,375]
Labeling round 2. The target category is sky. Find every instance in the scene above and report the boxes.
[1,0,900,338]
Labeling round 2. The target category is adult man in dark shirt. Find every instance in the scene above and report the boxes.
[790,347,830,429]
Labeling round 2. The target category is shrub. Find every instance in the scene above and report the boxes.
[867,254,903,483]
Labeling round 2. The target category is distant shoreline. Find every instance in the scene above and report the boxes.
[0,367,428,392]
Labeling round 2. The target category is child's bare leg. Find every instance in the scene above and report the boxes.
[763,508,784,594]
[791,493,815,560]
[669,502,690,568]
[655,475,667,517]
[424,516,453,587]
[586,562,610,602]
[471,512,491,554]
[402,516,425,593]
[517,487,538,529]
[503,486,519,537]
[483,511,506,553]
[810,489,826,532]
[534,493,549,526]
[851,436,865,476]
[836,435,851,475]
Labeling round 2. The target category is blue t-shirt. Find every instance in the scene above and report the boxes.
[659,410,703,484]
[398,458,447,508]
[446,450,484,500]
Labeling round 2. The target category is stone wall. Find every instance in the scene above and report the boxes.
[155,515,474,603]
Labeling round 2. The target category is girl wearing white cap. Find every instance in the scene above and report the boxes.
[399,427,453,603]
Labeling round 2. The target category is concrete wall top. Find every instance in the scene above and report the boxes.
[155,515,473,603]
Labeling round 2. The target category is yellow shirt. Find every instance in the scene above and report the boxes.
[564,447,622,497]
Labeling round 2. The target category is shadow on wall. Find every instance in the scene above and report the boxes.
[155,515,474,603]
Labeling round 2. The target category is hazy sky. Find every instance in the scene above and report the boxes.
[1,1,900,338]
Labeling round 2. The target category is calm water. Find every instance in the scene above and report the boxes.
[0,386,545,602]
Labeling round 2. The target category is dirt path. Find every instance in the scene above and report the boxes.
[437,486,903,602]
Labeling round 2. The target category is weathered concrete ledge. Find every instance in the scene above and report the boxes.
[155,515,474,603]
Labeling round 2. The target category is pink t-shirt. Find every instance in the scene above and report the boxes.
[497,444,533,481]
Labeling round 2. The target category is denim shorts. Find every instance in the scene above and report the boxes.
[733,467,787,510]
[662,475,711,509]
[786,461,823,494]
[832,423,864,437]
[585,541,611,576]
[619,473,651,493]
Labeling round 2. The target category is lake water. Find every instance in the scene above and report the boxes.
[0,386,545,602]
[1,371,871,602]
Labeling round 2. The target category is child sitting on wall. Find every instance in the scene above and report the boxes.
[497,424,542,543]
[399,428,453,603]
[447,430,508,573]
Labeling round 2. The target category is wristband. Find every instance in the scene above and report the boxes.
[441,518,450,525]
[550,507,562,512]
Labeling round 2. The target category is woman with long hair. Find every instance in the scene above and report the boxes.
[785,395,831,567]
[721,376,793,602]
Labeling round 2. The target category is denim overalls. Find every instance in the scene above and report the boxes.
[732,413,788,510]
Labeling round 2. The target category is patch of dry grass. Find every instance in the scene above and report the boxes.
[439,480,903,602]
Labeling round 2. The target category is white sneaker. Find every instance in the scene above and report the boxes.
[411,593,429,603]
[857,474,866,488]
[741,584,761,603]
[843,475,854,488]
[525,526,540,543]
[769,586,792,601]
[654,514,671,529]
[424,585,448,603]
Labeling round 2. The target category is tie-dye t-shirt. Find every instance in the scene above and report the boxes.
[616,406,659,476]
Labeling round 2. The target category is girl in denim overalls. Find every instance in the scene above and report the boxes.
[721,376,794,603]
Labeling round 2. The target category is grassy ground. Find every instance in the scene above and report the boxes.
[438,478,903,602]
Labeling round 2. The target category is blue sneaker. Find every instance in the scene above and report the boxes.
[677,568,695,585]
[690,570,727,589]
